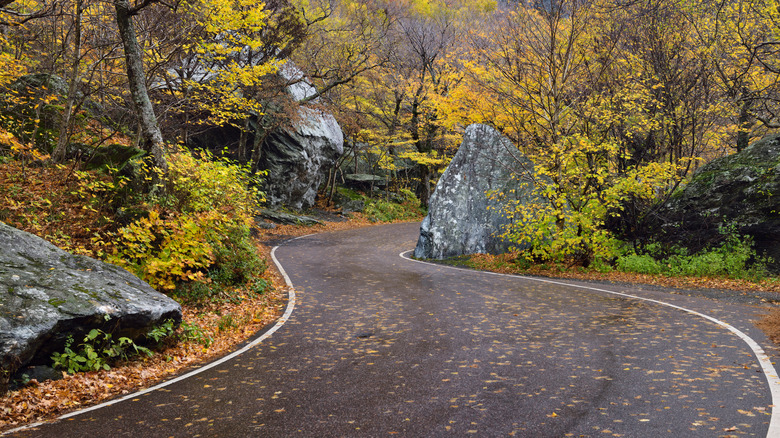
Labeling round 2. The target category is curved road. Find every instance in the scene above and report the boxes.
[9,222,780,437]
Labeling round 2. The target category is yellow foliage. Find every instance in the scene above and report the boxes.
[107,209,217,290]
[167,148,265,217]
[104,149,264,291]
[399,150,446,168]
[0,127,49,161]
[498,132,681,263]
[177,0,282,127]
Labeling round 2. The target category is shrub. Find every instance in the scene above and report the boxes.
[616,233,769,280]
[163,148,264,214]
[105,210,214,290]
[616,253,663,275]
[172,226,268,304]
[336,187,363,201]
[102,148,268,297]
[208,226,266,286]
[497,146,679,267]
[51,329,152,374]
[363,189,426,222]
[177,321,213,347]
[217,314,237,332]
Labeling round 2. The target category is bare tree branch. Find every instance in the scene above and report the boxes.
[0,1,59,26]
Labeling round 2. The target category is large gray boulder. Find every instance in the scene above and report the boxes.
[259,106,343,209]
[259,63,343,210]
[652,134,780,270]
[414,124,540,259]
[0,222,182,386]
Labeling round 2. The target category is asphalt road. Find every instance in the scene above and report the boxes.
[9,222,780,437]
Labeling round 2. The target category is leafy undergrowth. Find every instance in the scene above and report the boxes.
[362,189,427,223]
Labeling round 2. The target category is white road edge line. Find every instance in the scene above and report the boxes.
[3,237,304,436]
[400,250,780,437]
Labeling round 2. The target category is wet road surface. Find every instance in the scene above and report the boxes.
[9,222,780,437]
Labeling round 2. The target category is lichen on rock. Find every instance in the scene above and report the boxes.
[414,124,541,259]
[651,134,780,271]
[0,221,182,390]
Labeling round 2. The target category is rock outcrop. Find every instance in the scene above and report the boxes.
[0,222,182,387]
[258,106,343,209]
[414,124,540,259]
[652,134,780,270]
[255,209,323,226]
[259,63,343,210]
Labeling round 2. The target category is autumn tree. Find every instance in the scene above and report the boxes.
[290,0,386,104]
[585,0,772,241]
[0,2,36,158]
[684,0,780,152]
[393,0,460,206]
[113,0,168,172]
[312,0,482,207]
[51,0,83,162]
[163,0,301,135]
[0,0,169,171]
[0,0,63,155]
[443,0,689,262]
[288,0,400,199]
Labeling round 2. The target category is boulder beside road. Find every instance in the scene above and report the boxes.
[0,222,181,389]
[259,62,344,210]
[414,124,540,259]
[652,134,780,271]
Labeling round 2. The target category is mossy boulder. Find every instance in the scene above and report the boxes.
[82,143,146,171]
[256,209,323,226]
[0,222,182,391]
[331,188,365,213]
[344,173,387,190]
[653,134,780,270]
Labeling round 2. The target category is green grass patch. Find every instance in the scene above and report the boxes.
[363,189,426,222]
[616,235,771,281]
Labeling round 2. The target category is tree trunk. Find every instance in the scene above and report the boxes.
[736,88,754,153]
[325,167,336,207]
[250,130,265,174]
[238,118,250,163]
[52,0,83,163]
[114,0,167,173]
[416,164,430,209]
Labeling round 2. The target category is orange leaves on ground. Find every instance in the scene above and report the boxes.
[0,160,109,254]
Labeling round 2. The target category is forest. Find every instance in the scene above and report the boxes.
[2,0,780,292]
[4,0,780,425]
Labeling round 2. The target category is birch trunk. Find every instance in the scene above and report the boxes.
[114,0,167,173]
